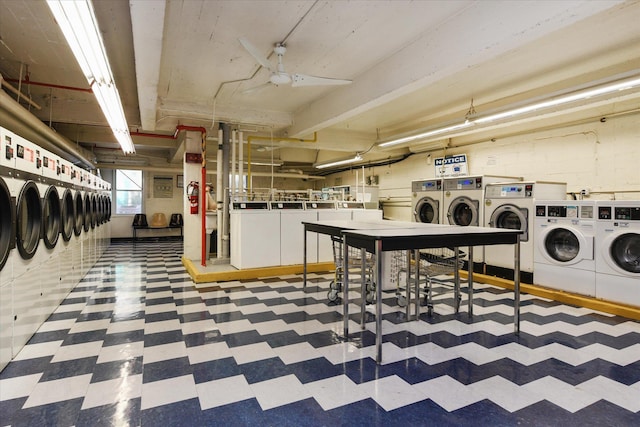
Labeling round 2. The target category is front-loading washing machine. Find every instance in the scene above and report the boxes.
[37,147,64,313]
[12,136,47,358]
[411,179,443,224]
[484,181,567,283]
[70,167,85,285]
[443,175,521,271]
[595,201,640,307]
[58,158,76,298]
[0,127,17,371]
[533,200,596,296]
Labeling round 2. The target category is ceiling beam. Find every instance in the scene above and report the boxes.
[287,0,623,138]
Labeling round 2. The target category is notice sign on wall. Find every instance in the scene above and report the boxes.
[434,154,469,177]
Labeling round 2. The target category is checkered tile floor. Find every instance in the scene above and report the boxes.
[1,241,639,426]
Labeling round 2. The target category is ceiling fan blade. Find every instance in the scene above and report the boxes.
[291,74,352,87]
[240,82,272,95]
[238,37,276,73]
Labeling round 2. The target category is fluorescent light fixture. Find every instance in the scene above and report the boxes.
[475,76,640,124]
[47,0,135,154]
[314,153,362,169]
[377,73,640,149]
[378,121,473,148]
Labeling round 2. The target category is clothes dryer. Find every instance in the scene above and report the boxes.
[443,175,521,270]
[70,167,85,285]
[484,181,567,283]
[595,201,640,307]
[534,201,596,296]
[411,179,443,224]
[58,158,76,298]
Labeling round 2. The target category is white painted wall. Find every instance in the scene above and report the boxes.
[325,113,640,220]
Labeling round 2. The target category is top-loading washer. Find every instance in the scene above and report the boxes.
[230,201,281,269]
[484,181,567,283]
[442,175,521,271]
[271,201,316,266]
[411,178,443,224]
[534,200,596,296]
[594,201,640,307]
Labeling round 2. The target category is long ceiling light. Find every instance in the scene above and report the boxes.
[314,153,362,169]
[47,0,135,154]
[378,72,640,149]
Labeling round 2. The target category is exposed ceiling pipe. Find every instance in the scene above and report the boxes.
[1,74,42,110]
[0,75,95,169]
[3,76,93,93]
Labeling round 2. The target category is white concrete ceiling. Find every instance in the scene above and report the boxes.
[0,0,639,172]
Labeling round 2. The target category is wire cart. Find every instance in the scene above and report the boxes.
[327,235,376,304]
[392,247,464,316]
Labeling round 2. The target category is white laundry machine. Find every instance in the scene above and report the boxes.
[271,201,317,266]
[12,136,47,358]
[534,200,596,296]
[411,178,443,224]
[36,147,65,316]
[1,127,19,370]
[443,175,521,270]
[70,168,85,285]
[303,201,337,263]
[484,181,567,283]
[58,158,76,298]
[230,201,281,269]
[595,201,640,307]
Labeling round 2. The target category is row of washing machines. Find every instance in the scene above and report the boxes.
[0,127,112,371]
[411,175,639,308]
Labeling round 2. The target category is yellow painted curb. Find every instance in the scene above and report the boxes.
[182,257,335,284]
[463,271,640,321]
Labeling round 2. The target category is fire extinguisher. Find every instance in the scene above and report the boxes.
[187,181,199,214]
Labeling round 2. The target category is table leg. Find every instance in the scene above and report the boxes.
[413,249,419,320]
[468,246,474,317]
[454,247,460,313]
[405,250,411,319]
[375,239,383,364]
[303,227,307,289]
[360,248,366,330]
[343,238,350,338]
[514,235,521,333]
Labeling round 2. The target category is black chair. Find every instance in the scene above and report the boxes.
[169,213,183,227]
[132,213,148,227]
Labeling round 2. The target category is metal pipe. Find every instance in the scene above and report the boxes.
[4,77,93,93]
[216,128,223,259]
[238,131,244,198]
[231,130,236,199]
[0,77,95,169]
[1,75,41,110]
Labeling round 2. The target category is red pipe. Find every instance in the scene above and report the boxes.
[130,131,177,139]
[4,77,93,93]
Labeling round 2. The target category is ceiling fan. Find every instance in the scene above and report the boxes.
[239,37,352,92]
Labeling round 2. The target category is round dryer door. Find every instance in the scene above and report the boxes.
[0,177,15,270]
[83,194,91,232]
[544,228,579,262]
[61,189,74,242]
[16,181,42,259]
[74,192,84,236]
[414,197,439,224]
[489,204,529,241]
[447,196,479,226]
[609,233,640,274]
[42,187,61,249]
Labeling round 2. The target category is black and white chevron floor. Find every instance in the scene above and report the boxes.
[1,241,638,426]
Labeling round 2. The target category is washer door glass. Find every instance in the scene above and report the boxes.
[448,197,478,226]
[0,177,14,270]
[492,205,528,241]
[61,189,74,241]
[544,228,579,262]
[17,181,42,259]
[610,233,640,273]
[415,198,439,224]
[74,192,83,236]
[84,194,91,232]
[90,195,97,229]
[42,187,61,249]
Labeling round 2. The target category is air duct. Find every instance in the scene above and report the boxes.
[0,75,96,169]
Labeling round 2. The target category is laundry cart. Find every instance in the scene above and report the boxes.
[327,235,376,304]
[392,247,464,316]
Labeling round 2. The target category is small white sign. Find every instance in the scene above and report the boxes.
[434,154,469,177]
